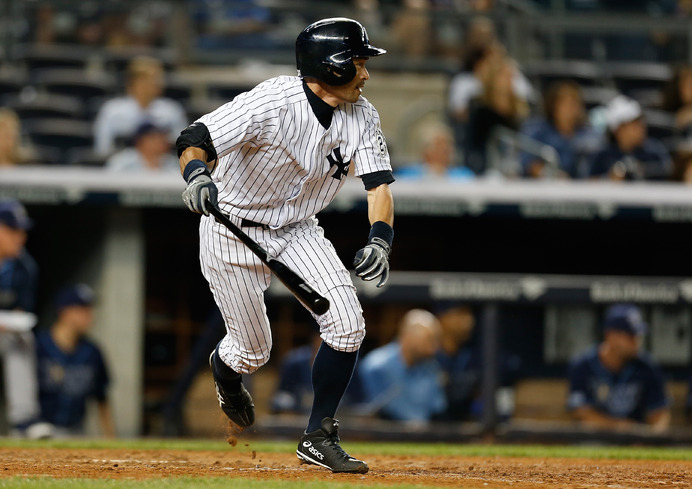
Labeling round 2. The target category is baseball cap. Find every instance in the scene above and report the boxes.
[133,121,167,143]
[605,95,642,132]
[0,199,32,230]
[603,303,647,336]
[55,284,95,310]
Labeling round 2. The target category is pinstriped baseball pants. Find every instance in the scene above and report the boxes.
[199,214,365,374]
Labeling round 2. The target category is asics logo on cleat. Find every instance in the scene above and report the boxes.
[214,383,225,407]
[303,441,325,460]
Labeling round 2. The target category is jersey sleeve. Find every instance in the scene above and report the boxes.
[196,91,265,159]
[353,105,392,177]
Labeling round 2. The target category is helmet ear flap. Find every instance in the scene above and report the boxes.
[323,59,356,86]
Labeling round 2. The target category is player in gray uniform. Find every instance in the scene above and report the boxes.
[177,18,394,474]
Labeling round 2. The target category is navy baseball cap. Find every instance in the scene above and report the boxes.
[0,199,32,230]
[603,303,647,336]
[133,121,167,142]
[55,284,95,310]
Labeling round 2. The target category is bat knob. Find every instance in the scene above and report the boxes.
[313,297,330,315]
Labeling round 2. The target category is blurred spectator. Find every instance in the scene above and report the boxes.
[0,200,51,439]
[449,22,501,123]
[672,144,692,183]
[448,18,533,125]
[104,2,171,48]
[465,0,495,12]
[36,284,115,438]
[0,109,36,167]
[388,0,434,59]
[566,303,671,433]
[519,80,602,179]
[394,123,474,179]
[588,95,672,180]
[661,64,692,134]
[349,0,387,46]
[105,121,179,173]
[465,57,530,175]
[435,304,481,421]
[93,56,187,157]
[190,0,276,51]
[28,2,169,48]
[358,309,446,423]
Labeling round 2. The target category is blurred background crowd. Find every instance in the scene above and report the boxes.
[1,0,692,441]
[3,0,692,181]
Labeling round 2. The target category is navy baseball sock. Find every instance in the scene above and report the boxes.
[306,342,358,433]
[212,342,242,391]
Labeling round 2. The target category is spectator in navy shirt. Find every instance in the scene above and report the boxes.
[36,284,114,437]
[589,95,672,180]
[519,80,602,178]
[435,304,481,421]
[566,303,671,432]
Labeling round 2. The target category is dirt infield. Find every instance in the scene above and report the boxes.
[0,446,690,488]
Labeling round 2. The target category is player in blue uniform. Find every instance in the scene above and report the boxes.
[566,303,670,432]
[35,284,115,437]
[0,199,52,438]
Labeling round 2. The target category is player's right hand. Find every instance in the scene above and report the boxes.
[353,237,390,288]
[182,173,219,216]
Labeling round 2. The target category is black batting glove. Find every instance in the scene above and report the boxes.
[182,159,219,216]
[353,221,393,288]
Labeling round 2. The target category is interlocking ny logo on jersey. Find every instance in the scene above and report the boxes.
[327,148,350,180]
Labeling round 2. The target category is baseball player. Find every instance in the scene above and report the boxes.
[566,304,671,432]
[177,18,393,474]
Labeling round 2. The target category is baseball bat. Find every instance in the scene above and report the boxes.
[206,205,330,315]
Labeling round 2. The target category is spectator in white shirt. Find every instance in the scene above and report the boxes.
[93,56,187,157]
[105,121,179,173]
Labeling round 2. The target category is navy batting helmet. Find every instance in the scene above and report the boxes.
[296,17,386,86]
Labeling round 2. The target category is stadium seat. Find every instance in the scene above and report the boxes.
[12,43,94,71]
[103,47,176,74]
[23,118,93,164]
[522,59,603,91]
[580,86,619,110]
[604,62,672,96]
[5,93,85,120]
[164,74,193,102]
[35,69,116,101]
[206,82,253,101]
[0,70,27,98]
[643,108,677,141]
[29,144,63,165]
[66,147,108,167]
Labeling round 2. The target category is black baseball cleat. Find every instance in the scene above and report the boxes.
[296,417,369,474]
[209,351,255,427]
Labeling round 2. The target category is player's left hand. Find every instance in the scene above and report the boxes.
[182,172,218,216]
[353,237,390,287]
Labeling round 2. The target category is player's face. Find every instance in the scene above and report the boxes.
[63,305,94,334]
[330,58,370,104]
[0,224,27,259]
[609,330,641,360]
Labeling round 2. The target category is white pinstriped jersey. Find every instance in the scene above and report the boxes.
[197,75,391,228]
